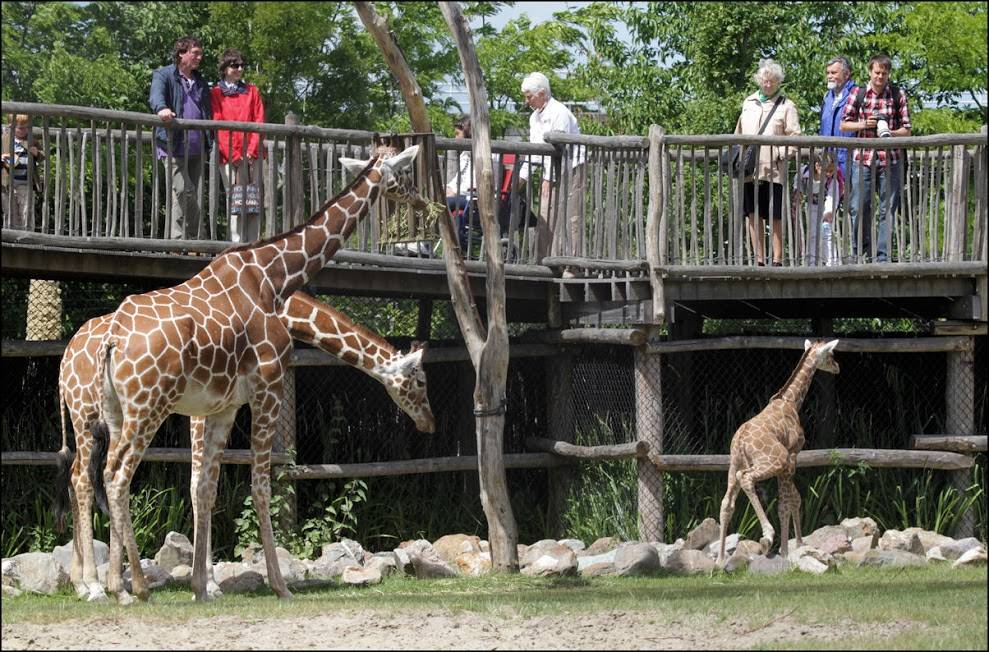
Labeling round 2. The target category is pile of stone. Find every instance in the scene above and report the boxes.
[3,518,985,597]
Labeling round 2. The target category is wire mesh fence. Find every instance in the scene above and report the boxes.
[2,276,985,548]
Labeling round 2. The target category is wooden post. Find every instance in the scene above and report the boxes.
[546,351,575,537]
[284,112,304,227]
[416,299,433,342]
[946,339,976,538]
[646,125,666,323]
[635,326,665,541]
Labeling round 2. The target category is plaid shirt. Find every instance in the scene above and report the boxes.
[842,84,911,168]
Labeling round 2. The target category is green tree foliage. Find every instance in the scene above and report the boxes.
[2,1,984,135]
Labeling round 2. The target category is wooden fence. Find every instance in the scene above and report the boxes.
[4,102,986,270]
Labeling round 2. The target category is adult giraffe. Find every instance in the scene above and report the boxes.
[91,144,423,603]
[55,292,434,603]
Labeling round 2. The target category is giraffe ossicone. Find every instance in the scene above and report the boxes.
[715,338,840,568]
[81,143,423,604]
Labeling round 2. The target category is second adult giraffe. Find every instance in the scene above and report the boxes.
[716,339,840,567]
[91,144,423,603]
[55,291,434,602]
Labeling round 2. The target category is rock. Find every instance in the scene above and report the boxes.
[706,534,740,559]
[521,540,575,570]
[583,537,621,556]
[409,547,459,579]
[613,543,661,576]
[390,548,414,575]
[878,530,925,556]
[733,539,765,559]
[123,559,172,591]
[951,546,986,568]
[792,525,851,555]
[154,531,193,573]
[558,539,586,553]
[794,555,831,575]
[663,549,715,574]
[580,562,615,577]
[52,539,110,575]
[748,555,791,575]
[454,551,491,577]
[247,546,307,586]
[576,549,617,572]
[2,584,22,598]
[851,535,878,553]
[521,551,577,577]
[939,538,983,561]
[170,564,193,583]
[650,540,685,567]
[341,565,382,587]
[319,539,366,566]
[5,552,68,594]
[902,527,955,554]
[366,554,398,578]
[722,552,750,573]
[431,534,481,567]
[683,518,720,551]
[213,562,264,593]
[835,550,868,566]
[788,547,835,574]
[840,517,879,540]
[858,549,927,568]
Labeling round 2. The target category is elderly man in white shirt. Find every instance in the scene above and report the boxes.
[519,72,586,265]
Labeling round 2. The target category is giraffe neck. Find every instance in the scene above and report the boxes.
[282,293,399,379]
[241,161,383,302]
[772,348,817,410]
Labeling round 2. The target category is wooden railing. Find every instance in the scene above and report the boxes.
[3,102,986,269]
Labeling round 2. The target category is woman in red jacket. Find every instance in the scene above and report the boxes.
[211,48,266,242]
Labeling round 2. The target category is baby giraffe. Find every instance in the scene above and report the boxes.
[716,339,840,567]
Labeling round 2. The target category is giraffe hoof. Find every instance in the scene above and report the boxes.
[115,591,136,606]
[759,537,773,555]
[86,590,109,603]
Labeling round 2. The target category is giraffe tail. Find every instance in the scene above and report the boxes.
[52,383,75,533]
[89,338,116,518]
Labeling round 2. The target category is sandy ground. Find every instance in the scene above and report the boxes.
[2,608,912,650]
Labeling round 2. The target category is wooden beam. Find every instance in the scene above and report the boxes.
[2,448,293,466]
[911,435,987,453]
[646,448,974,472]
[526,436,650,460]
[282,452,568,480]
[524,328,646,347]
[647,335,973,355]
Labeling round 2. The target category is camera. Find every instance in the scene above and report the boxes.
[873,109,892,138]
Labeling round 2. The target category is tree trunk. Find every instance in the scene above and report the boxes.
[356,0,518,570]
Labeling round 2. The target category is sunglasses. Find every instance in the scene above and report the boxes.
[228,63,245,69]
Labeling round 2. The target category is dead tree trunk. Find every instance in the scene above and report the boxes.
[355,0,518,571]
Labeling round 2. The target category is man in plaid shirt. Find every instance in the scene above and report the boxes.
[840,53,912,262]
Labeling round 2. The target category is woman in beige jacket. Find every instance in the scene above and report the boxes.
[734,59,801,266]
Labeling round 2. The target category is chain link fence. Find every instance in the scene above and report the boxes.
[2,277,985,546]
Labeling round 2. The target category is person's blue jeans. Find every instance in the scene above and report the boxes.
[446,195,475,245]
[848,160,902,263]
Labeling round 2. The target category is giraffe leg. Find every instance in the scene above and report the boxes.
[190,411,235,602]
[71,437,107,602]
[67,464,86,598]
[104,413,161,604]
[716,463,742,567]
[777,475,792,559]
[779,474,802,557]
[737,464,780,555]
[250,391,292,600]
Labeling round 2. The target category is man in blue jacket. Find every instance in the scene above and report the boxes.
[149,36,213,240]
[819,55,856,182]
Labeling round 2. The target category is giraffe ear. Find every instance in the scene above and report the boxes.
[820,339,839,354]
[805,338,812,351]
[381,145,420,175]
[409,340,429,353]
[397,347,425,373]
[339,157,370,178]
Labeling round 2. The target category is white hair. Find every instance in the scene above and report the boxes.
[753,58,785,85]
[521,72,551,99]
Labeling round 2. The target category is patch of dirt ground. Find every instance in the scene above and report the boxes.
[2,609,915,650]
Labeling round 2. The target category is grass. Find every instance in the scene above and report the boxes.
[2,565,985,649]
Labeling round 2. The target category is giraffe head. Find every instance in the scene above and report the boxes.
[379,340,435,433]
[340,144,424,207]
[805,338,840,374]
